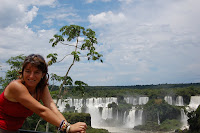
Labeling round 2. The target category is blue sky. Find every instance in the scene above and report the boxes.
[0,0,200,86]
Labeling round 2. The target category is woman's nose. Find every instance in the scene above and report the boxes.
[29,72,34,78]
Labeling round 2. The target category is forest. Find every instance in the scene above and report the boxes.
[50,83,200,105]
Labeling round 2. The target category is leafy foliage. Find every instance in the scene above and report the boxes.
[48,25,103,65]
[0,54,26,88]
[134,99,182,131]
[143,99,181,123]
[134,119,181,132]
[62,112,91,126]
[47,25,103,108]
[187,105,200,133]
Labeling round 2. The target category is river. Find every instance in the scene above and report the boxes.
[100,127,175,133]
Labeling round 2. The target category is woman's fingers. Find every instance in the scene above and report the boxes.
[69,122,87,133]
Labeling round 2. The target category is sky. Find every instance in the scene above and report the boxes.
[0,0,200,86]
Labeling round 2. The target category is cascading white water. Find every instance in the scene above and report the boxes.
[124,97,138,105]
[102,107,113,120]
[135,109,143,126]
[125,107,136,128]
[55,95,200,132]
[180,108,188,129]
[124,96,149,105]
[164,96,173,105]
[188,96,200,110]
[175,96,184,106]
[139,97,149,105]
[157,112,160,125]
[123,111,127,124]
[56,97,145,128]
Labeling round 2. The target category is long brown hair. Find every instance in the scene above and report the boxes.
[20,54,49,100]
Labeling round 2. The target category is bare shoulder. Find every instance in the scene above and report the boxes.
[4,80,28,102]
[7,80,26,91]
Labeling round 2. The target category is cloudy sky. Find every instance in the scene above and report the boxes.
[0,0,200,86]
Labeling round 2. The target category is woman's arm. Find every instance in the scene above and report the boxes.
[41,86,87,132]
[5,80,87,132]
[41,86,66,121]
[5,81,62,127]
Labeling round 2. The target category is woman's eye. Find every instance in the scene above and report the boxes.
[25,70,30,73]
[35,71,40,74]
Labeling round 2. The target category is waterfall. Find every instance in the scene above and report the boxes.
[125,96,149,105]
[139,97,149,105]
[124,97,138,105]
[135,109,143,126]
[123,111,127,124]
[55,99,68,112]
[188,96,200,110]
[180,109,188,129]
[125,107,143,128]
[175,96,184,106]
[102,107,113,120]
[116,110,119,120]
[85,99,102,127]
[164,96,173,105]
[55,97,147,128]
[125,107,136,128]
[157,112,160,125]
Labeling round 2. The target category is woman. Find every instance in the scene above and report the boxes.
[0,54,87,133]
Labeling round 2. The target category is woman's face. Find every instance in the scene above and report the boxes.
[23,63,44,89]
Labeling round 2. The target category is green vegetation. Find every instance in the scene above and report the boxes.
[187,105,200,133]
[62,112,91,126]
[50,84,200,105]
[0,54,26,89]
[22,112,109,133]
[47,24,103,106]
[134,99,182,131]
[143,99,181,123]
[135,119,181,132]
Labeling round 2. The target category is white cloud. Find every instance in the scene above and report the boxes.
[1,0,200,85]
[89,11,126,27]
[0,1,24,28]
[18,0,57,7]
[87,0,200,85]
[0,0,58,61]
[0,0,56,28]
[86,0,112,3]
[18,6,39,27]
[86,0,95,3]
[42,19,53,26]
[118,0,133,4]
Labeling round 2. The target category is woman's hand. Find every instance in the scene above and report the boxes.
[68,122,87,133]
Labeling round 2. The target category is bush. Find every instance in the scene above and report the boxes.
[187,105,200,132]
[86,126,109,133]
[62,112,91,126]
[160,119,182,131]
[143,99,181,123]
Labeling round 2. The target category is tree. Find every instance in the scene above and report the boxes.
[187,105,200,132]
[0,54,26,88]
[45,25,103,132]
[47,25,103,105]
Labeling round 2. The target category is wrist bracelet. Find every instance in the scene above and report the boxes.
[66,125,70,133]
[58,120,70,131]
[59,120,65,131]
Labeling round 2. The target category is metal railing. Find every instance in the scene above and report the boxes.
[18,129,51,133]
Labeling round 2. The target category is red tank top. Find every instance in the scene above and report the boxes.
[0,91,33,131]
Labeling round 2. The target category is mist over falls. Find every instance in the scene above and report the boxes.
[55,96,200,130]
